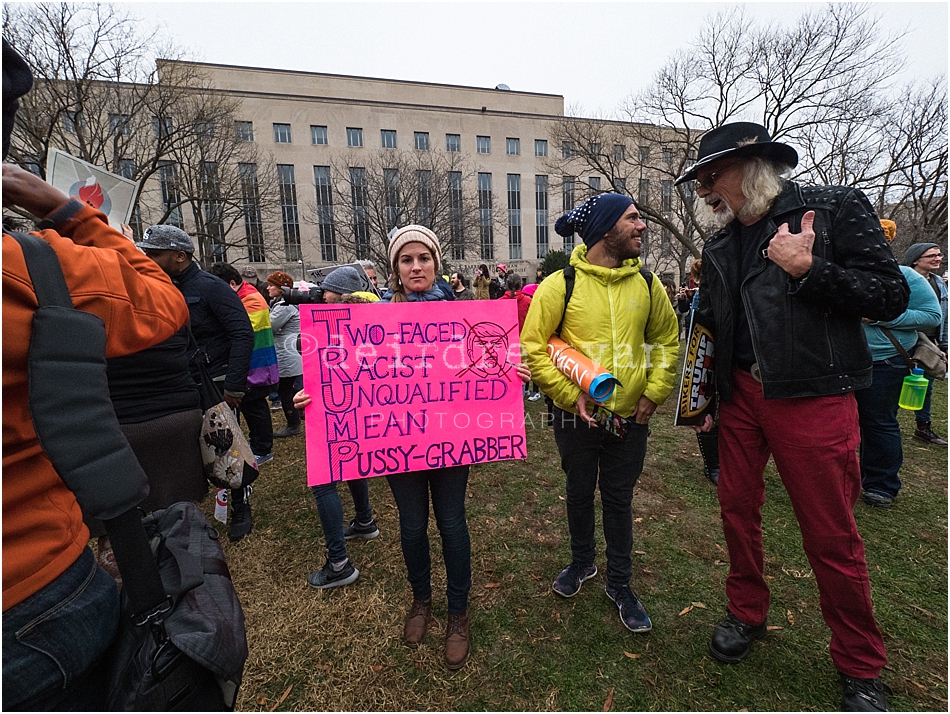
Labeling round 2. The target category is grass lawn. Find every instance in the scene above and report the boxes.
[216,373,948,712]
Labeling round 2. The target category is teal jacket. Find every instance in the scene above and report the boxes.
[862,266,941,362]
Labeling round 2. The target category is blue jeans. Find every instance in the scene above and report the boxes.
[2,548,119,710]
[386,466,471,614]
[552,407,650,587]
[854,358,908,498]
[310,479,372,563]
[918,376,936,424]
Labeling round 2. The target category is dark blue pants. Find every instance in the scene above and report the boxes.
[386,466,471,614]
[240,384,275,455]
[854,359,908,498]
[310,479,373,563]
[552,407,650,587]
[2,548,119,710]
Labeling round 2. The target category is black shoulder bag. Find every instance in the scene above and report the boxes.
[11,230,247,711]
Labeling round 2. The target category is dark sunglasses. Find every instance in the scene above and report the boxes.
[590,404,632,441]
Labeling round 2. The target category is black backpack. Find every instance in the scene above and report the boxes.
[12,230,247,711]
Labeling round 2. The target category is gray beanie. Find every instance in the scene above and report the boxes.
[904,243,940,267]
[322,266,363,295]
[136,224,195,253]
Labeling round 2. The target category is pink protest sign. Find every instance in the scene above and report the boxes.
[300,300,526,486]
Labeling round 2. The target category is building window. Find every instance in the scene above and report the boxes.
[383,168,401,229]
[346,127,363,148]
[416,170,433,226]
[349,167,371,259]
[273,123,292,143]
[661,180,673,211]
[239,162,264,262]
[615,177,627,195]
[614,144,626,162]
[446,133,461,152]
[688,148,698,161]
[562,141,573,159]
[476,135,491,154]
[152,116,173,139]
[662,147,673,164]
[588,142,601,156]
[277,164,301,261]
[414,132,430,150]
[506,138,520,156]
[535,139,548,157]
[118,159,142,239]
[235,121,254,142]
[381,129,397,149]
[311,125,328,145]
[561,176,575,250]
[507,174,522,260]
[109,113,130,136]
[478,172,494,260]
[200,161,226,262]
[682,181,695,203]
[638,178,651,204]
[638,145,650,163]
[535,175,549,258]
[588,176,601,192]
[448,171,464,261]
[63,110,83,133]
[157,161,182,228]
[313,166,336,262]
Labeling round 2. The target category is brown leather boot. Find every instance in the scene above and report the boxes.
[444,612,470,670]
[403,599,431,648]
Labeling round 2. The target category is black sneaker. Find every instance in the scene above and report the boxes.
[307,559,359,589]
[343,518,380,540]
[229,486,253,542]
[605,583,652,632]
[861,490,893,509]
[552,563,597,597]
[840,674,891,711]
[709,610,767,663]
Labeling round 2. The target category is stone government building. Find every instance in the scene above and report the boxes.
[153,61,677,281]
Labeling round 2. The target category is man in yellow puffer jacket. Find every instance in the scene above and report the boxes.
[522,193,679,633]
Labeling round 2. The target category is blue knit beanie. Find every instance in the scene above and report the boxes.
[554,193,634,249]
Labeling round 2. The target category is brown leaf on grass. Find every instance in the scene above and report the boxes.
[634,550,646,555]
[691,602,707,609]
[555,612,562,624]
[715,543,725,553]
[314,664,331,672]
[634,517,643,523]
[623,651,642,659]
[558,495,565,500]
[269,685,292,712]
[644,676,656,686]
[255,693,268,706]
[714,560,727,566]
[911,604,935,617]
[603,687,615,711]
[504,542,509,551]
[786,609,795,625]
[678,605,694,616]
[766,625,784,631]
[484,581,500,588]
[371,665,383,672]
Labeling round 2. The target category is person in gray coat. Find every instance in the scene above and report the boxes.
[265,271,303,437]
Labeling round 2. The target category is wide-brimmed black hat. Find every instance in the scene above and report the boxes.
[674,122,798,186]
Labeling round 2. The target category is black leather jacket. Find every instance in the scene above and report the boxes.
[698,181,909,401]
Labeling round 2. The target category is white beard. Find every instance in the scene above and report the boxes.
[694,195,734,227]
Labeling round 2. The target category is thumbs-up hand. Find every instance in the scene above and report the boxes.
[768,210,815,279]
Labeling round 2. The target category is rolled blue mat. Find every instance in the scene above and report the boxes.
[588,373,621,402]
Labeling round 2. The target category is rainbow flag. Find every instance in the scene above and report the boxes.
[237,282,279,388]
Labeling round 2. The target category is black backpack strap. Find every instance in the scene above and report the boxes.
[10,230,170,624]
[555,265,576,338]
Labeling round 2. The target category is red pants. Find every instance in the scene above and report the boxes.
[718,368,886,678]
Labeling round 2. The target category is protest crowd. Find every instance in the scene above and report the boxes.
[3,34,948,713]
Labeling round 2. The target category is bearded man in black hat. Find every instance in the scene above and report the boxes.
[677,122,908,712]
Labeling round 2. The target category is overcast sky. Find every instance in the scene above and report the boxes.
[129,1,946,115]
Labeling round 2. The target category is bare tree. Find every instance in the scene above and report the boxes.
[309,149,500,273]
[3,3,286,265]
[548,3,944,277]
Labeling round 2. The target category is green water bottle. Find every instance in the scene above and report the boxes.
[898,367,928,411]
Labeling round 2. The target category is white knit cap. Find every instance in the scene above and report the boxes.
[388,224,442,273]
